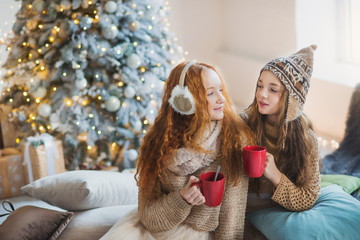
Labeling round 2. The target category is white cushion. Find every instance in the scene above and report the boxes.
[21,170,138,211]
[59,205,138,240]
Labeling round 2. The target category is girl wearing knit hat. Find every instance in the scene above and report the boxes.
[243,45,321,239]
[101,62,253,240]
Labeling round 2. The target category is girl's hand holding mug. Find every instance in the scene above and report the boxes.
[263,152,282,187]
[179,176,206,205]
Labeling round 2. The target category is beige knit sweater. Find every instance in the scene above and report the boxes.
[139,155,249,239]
[247,120,321,212]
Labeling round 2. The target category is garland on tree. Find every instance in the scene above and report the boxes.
[0,0,183,170]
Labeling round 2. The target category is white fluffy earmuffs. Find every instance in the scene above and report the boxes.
[168,61,197,115]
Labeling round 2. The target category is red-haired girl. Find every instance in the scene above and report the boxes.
[101,61,253,239]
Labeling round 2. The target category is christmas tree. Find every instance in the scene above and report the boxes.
[0,0,183,170]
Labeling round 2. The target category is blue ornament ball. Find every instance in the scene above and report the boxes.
[105,96,121,112]
[124,86,136,98]
[32,87,47,99]
[60,0,72,10]
[127,149,138,161]
[104,1,117,13]
[38,103,52,118]
[126,54,141,69]
[79,16,93,30]
[75,78,88,89]
[102,25,119,39]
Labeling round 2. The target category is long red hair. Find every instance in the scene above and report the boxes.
[136,62,253,201]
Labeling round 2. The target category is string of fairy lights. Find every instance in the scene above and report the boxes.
[0,0,187,168]
[318,136,340,159]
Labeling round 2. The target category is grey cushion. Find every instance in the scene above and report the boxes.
[0,205,73,240]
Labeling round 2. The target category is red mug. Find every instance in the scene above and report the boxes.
[243,146,266,178]
[192,171,225,207]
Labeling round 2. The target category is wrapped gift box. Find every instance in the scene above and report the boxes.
[0,104,17,148]
[100,166,120,172]
[22,134,66,183]
[0,149,27,198]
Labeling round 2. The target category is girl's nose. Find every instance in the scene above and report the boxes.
[217,92,225,103]
[259,89,268,98]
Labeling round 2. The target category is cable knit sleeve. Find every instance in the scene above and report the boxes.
[139,189,192,232]
[215,175,249,240]
[271,131,321,211]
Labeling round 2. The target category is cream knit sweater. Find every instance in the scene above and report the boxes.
[139,160,249,240]
[139,121,249,239]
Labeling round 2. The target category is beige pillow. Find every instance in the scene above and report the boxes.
[21,170,138,211]
[0,205,73,240]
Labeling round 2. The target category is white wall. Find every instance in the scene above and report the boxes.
[167,0,224,64]
[0,1,20,68]
[168,0,353,141]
